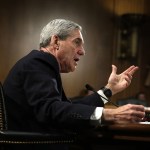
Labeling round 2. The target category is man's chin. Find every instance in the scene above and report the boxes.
[61,66,76,73]
[72,66,77,72]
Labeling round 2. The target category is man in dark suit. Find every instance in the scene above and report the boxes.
[3,19,145,150]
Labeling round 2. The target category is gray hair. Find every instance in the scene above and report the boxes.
[39,19,82,48]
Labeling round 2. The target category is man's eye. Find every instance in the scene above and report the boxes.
[75,40,80,46]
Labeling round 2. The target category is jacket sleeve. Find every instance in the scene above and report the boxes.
[71,93,104,107]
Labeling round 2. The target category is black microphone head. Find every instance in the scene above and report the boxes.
[85,84,94,91]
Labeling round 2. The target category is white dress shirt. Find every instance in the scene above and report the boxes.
[90,89,108,126]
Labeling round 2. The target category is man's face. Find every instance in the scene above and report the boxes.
[57,29,85,73]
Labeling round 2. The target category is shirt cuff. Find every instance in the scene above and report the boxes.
[97,89,108,104]
[90,107,103,126]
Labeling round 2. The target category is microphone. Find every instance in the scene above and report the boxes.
[85,84,118,107]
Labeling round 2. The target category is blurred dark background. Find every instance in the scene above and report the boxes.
[0,0,150,105]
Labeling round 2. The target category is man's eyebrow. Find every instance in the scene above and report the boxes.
[75,38,84,43]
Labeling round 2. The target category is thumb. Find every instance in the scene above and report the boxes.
[111,65,117,75]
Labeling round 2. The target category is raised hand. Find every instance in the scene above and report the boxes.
[106,65,139,95]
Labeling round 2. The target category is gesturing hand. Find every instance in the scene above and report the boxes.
[106,65,139,95]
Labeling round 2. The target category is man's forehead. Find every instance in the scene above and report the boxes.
[69,30,84,43]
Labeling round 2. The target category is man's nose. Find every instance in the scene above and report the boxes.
[78,47,85,55]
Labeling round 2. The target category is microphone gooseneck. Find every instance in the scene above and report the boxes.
[85,84,95,92]
[85,84,118,107]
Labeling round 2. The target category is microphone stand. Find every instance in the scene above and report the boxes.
[85,84,119,107]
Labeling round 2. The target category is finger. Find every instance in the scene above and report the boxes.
[122,65,135,74]
[131,116,143,122]
[129,66,139,76]
[126,73,132,80]
[132,111,145,122]
[122,74,132,87]
[124,76,131,85]
[130,105,145,119]
[132,104,145,112]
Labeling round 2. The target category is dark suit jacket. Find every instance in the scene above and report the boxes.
[3,50,104,133]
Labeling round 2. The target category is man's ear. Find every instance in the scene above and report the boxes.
[51,35,59,50]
